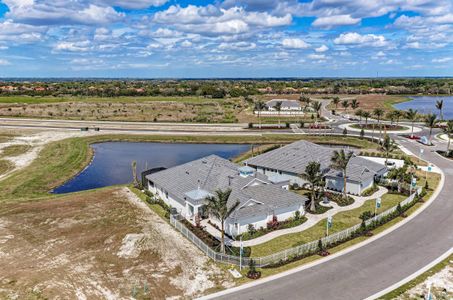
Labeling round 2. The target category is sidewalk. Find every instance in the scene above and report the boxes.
[230,186,388,247]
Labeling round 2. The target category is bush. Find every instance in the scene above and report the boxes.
[325,192,354,206]
[343,128,348,136]
[246,259,261,279]
[361,184,379,197]
[359,210,373,221]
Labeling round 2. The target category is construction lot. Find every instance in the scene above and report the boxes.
[0,187,232,299]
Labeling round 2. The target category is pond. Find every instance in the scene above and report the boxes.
[53,142,250,194]
[394,96,453,120]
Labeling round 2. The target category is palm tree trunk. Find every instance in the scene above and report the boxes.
[343,170,347,199]
[411,121,415,138]
[447,136,451,153]
[310,186,316,212]
[221,221,225,254]
[258,109,261,129]
[429,128,433,145]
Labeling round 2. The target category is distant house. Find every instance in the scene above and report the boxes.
[265,99,302,111]
[245,141,388,196]
[146,155,307,236]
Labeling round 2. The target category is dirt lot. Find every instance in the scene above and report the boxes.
[0,99,245,123]
[0,187,232,299]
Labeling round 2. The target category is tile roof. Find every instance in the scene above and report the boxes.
[326,156,387,182]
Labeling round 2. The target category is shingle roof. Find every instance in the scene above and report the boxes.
[146,155,307,219]
[326,156,387,183]
[244,140,342,175]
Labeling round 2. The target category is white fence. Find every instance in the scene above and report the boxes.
[169,188,421,268]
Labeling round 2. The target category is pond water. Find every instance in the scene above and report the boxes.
[53,142,250,194]
[394,96,453,120]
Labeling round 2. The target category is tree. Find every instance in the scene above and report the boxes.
[373,108,384,143]
[355,109,364,125]
[406,108,418,138]
[274,101,282,126]
[332,96,340,109]
[386,111,396,125]
[424,113,438,145]
[443,120,453,154]
[381,134,397,165]
[436,99,444,121]
[301,161,322,212]
[254,100,265,129]
[131,160,140,188]
[204,189,239,253]
[351,99,359,110]
[393,110,403,126]
[341,100,349,112]
[312,101,322,120]
[330,149,354,199]
[362,111,371,127]
[301,95,311,111]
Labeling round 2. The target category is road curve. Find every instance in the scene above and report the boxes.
[205,138,453,300]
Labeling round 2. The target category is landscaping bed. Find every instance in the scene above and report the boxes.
[351,124,407,131]
[238,214,308,241]
[325,192,355,206]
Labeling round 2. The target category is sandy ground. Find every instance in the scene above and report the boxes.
[397,263,452,299]
[0,187,233,299]
[0,130,96,180]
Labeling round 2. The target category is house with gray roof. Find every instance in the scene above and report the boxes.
[265,99,302,111]
[245,140,388,196]
[146,155,307,237]
[325,156,388,195]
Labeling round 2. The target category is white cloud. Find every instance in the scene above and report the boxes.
[219,41,256,51]
[432,57,452,63]
[181,40,193,47]
[282,38,310,49]
[333,32,388,47]
[312,15,360,28]
[54,40,91,52]
[0,59,11,65]
[315,44,328,52]
[0,20,46,43]
[153,5,291,36]
[308,53,326,60]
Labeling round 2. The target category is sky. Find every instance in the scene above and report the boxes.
[0,0,452,78]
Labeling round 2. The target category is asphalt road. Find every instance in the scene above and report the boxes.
[210,137,453,300]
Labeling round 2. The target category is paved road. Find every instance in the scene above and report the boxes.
[210,137,453,300]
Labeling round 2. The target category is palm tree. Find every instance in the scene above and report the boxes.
[312,101,322,121]
[386,111,396,125]
[341,100,349,112]
[332,96,340,110]
[274,101,282,126]
[373,108,384,143]
[394,110,403,126]
[362,111,371,127]
[355,109,364,125]
[351,99,359,110]
[254,100,265,129]
[301,161,322,212]
[204,189,239,254]
[406,108,418,138]
[444,120,453,154]
[301,95,311,111]
[381,134,397,165]
[424,113,438,145]
[436,99,444,121]
[330,150,354,199]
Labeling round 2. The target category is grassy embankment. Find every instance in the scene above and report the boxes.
[379,253,452,299]
[0,133,378,203]
[0,95,210,104]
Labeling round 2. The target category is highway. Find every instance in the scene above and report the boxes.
[205,134,453,300]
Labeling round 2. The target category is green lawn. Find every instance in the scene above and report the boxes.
[250,193,407,257]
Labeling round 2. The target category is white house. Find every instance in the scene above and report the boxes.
[146,155,307,237]
[265,99,302,111]
[245,140,388,196]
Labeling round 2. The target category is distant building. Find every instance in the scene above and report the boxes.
[265,99,302,111]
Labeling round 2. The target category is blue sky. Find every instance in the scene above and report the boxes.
[0,0,452,78]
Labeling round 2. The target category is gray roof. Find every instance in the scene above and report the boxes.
[326,156,387,183]
[245,140,341,175]
[146,155,307,220]
[266,99,301,109]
